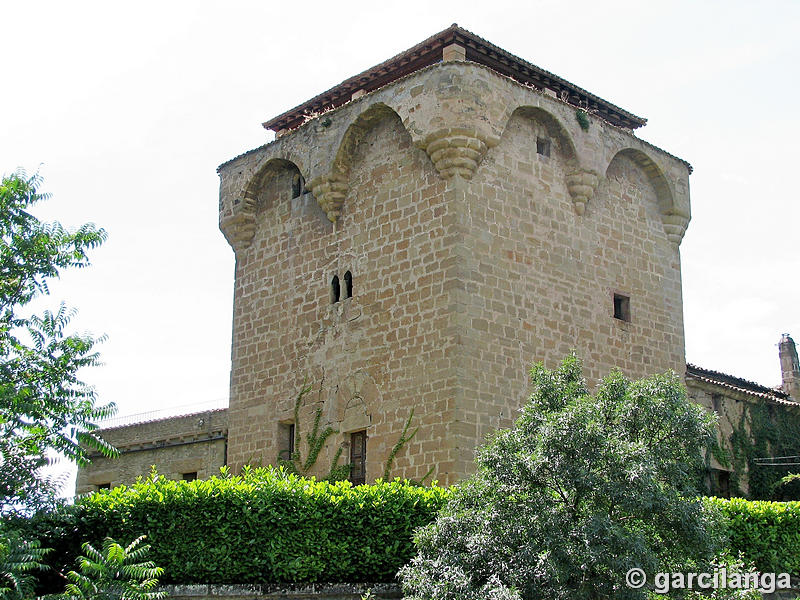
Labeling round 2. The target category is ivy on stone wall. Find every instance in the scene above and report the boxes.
[278,383,349,482]
[729,402,800,500]
[277,381,434,484]
[382,410,434,485]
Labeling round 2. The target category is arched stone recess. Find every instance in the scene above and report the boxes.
[221,156,307,252]
[500,105,579,162]
[605,148,689,245]
[498,105,599,215]
[333,371,380,433]
[309,103,414,222]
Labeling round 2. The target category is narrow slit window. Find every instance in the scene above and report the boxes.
[613,293,630,322]
[279,423,295,461]
[292,174,304,199]
[331,275,340,304]
[344,271,353,298]
[349,430,367,485]
[536,137,551,157]
[182,472,197,482]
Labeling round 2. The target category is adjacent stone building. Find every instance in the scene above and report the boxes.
[77,25,799,496]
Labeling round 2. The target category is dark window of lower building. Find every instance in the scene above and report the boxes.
[182,472,197,482]
[536,137,551,157]
[97,483,111,490]
[344,270,353,298]
[613,293,630,322]
[712,468,731,498]
[711,394,722,414]
[350,430,367,485]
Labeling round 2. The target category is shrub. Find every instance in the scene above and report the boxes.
[401,356,721,600]
[60,536,165,600]
[62,467,447,586]
[706,497,800,575]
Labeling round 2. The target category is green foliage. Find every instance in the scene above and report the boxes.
[27,467,447,587]
[2,502,84,596]
[706,496,800,575]
[401,355,721,600]
[59,536,165,600]
[576,109,590,131]
[383,410,433,485]
[278,383,347,481]
[728,402,800,500]
[0,170,116,514]
[0,527,50,600]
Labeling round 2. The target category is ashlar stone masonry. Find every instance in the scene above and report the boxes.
[78,25,798,494]
[216,26,690,486]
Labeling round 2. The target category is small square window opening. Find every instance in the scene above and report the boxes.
[182,472,197,482]
[613,293,630,322]
[536,137,551,157]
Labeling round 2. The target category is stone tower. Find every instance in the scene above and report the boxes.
[216,25,692,485]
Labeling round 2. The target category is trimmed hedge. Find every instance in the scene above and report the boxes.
[31,468,448,588]
[706,496,800,575]
[10,477,800,593]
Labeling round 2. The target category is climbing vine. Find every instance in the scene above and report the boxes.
[278,382,349,481]
[275,382,434,485]
[728,402,800,500]
[575,108,590,131]
[382,409,434,485]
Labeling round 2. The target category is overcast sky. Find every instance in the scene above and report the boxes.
[2,1,798,437]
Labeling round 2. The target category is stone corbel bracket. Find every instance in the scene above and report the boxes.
[661,212,690,245]
[420,127,499,180]
[566,169,599,215]
[307,172,349,223]
[219,197,257,252]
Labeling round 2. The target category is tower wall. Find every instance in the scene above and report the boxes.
[218,62,692,484]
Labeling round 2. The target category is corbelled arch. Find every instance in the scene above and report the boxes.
[220,156,308,252]
[241,156,307,213]
[605,148,689,245]
[499,105,601,215]
[308,103,411,223]
[500,105,578,162]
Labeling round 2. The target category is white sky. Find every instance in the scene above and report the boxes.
[2,0,798,435]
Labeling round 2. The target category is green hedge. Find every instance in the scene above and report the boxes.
[706,496,800,575]
[47,467,448,587]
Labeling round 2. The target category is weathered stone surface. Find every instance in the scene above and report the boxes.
[214,60,692,486]
[75,410,227,494]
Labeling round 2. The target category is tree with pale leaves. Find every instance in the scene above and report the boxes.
[401,355,720,600]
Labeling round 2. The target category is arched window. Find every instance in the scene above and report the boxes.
[344,271,353,299]
[331,275,340,304]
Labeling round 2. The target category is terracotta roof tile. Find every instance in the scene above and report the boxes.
[686,363,794,405]
[262,24,646,132]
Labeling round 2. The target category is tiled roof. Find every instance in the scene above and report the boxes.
[686,364,794,405]
[262,24,646,133]
[97,407,228,431]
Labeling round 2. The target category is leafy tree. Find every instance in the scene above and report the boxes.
[0,528,50,600]
[60,536,165,600]
[400,355,721,600]
[0,170,117,514]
